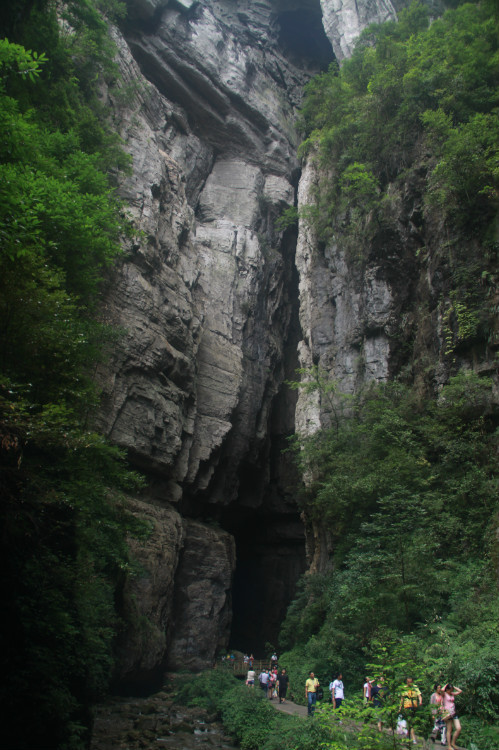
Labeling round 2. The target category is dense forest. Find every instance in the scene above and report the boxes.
[0,1,498,749]
[0,2,146,748]
[278,2,499,749]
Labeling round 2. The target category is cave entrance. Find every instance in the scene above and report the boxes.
[225,311,306,655]
[276,5,336,72]
[229,506,306,656]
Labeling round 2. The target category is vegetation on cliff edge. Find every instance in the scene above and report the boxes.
[279,3,499,748]
[0,3,145,749]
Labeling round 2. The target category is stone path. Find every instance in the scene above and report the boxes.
[270,700,463,750]
[271,698,308,717]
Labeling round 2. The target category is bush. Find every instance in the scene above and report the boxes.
[174,670,240,715]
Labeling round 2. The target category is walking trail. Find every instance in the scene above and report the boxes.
[270,699,462,750]
[272,698,308,717]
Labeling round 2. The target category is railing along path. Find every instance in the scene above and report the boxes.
[216,658,274,677]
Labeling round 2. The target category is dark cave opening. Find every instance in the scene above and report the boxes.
[228,507,306,656]
[276,7,336,72]
[225,242,307,656]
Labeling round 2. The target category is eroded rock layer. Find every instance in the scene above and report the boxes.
[95,0,398,684]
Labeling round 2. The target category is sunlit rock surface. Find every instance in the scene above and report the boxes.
[320,0,396,61]
[295,160,393,438]
[95,0,401,683]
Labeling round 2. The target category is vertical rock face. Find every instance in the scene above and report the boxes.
[114,499,184,692]
[95,0,402,685]
[320,0,396,61]
[295,160,395,438]
[167,520,236,671]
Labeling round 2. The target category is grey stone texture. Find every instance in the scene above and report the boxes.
[95,0,404,683]
[321,0,396,61]
[166,520,236,670]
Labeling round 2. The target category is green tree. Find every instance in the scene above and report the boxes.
[0,5,149,749]
[280,373,499,737]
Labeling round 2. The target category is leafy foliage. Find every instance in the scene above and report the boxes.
[280,373,499,742]
[175,671,335,750]
[0,4,148,750]
[298,1,499,250]
[281,6,499,740]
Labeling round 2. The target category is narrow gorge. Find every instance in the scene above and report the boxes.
[90,0,406,690]
[2,3,498,746]
[87,0,499,694]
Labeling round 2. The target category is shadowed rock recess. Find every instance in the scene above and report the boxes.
[95,0,397,690]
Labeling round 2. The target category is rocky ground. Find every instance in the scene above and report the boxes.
[90,688,236,750]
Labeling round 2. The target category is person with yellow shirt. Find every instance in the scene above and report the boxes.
[399,677,422,745]
[305,671,320,716]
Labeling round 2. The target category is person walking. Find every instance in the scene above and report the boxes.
[246,667,255,687]
[442,684,463,750]
[331,672,344,710]
[278,668,289,703]
[371,677,388,732]
[259,668,269,697]
[268,669,277,700]
[363,676,372,703]
[399,677,422,745]
[430,683,447,745]
[305,671,320,716]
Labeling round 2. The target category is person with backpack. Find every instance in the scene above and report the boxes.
[399,677,422,745]
[331,672,345,710]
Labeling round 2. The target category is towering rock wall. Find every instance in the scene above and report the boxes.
[95,0,399,687]
[294,150,499,574]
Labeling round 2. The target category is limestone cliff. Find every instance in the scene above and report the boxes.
[94,0,399,686]
[294,150,499,572]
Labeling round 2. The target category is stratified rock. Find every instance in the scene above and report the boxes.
[114,499,184,691]
[167,520,236,671]
[295,160,394,437]
[94,0,408,678]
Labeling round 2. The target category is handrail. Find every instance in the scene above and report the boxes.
[216,658,278,675]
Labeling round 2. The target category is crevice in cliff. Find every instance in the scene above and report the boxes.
[169,214,305,655]
[225,226,306,654]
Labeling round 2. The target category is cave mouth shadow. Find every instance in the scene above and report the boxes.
[276,6,336,72]
[227,510,306,657]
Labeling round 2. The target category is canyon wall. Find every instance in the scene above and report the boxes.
[95,0,399,688]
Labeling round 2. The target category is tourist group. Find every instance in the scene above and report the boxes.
[246,653,290,704]
[247,661,463,750]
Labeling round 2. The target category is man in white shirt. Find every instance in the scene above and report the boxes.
[363,677,372,702]
[331,673,344,709]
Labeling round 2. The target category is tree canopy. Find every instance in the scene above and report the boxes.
[280,4,499,748]
[0,4,145,749]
